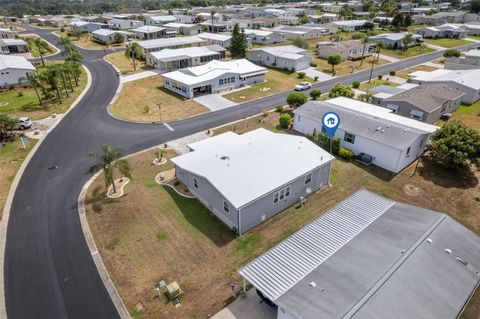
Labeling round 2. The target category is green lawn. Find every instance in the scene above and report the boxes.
[0,61,88,120]
[423,38,474,48]
[450,101,480,130]
[380,46,435,59]
[22,36,56,58]
[358,79,399,91]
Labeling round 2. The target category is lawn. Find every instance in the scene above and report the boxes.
[55,29,125,50]
[109,75,208,123]
[357,78,399,91]
[85,113,480,319]
[395,64,439,79]
[450,101,480,130]
[0,61,88,120]
[423,38,475,48]
[105,52,147,75]
[336,29,384,41]
[223,67,311,103]
[21,35,56,58]
[380,46,435,59]
[312,55,389,76]
[0,137,37,219]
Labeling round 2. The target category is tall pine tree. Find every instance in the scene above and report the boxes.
[229,23,248,59]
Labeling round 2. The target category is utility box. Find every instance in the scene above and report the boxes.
[166,282,182,300]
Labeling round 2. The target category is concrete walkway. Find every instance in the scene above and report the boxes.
[194,94,238,111]
[422,61,444,69]
[465,37,480,44]
[425,43,446,51]
[301,67,334,81]
[167,131,210,154]
[384,75,407,85]
[120,69,163,83]
[378,54,400,63]
[211,289,277,319]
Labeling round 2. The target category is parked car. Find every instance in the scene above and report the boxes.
[17,117,32,130]
[294,82,312,91]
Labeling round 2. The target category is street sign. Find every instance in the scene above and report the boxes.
[322,112,340,138]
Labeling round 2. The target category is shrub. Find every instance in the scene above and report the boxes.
[329,83,354,98]
[279,113,292,129]
[443,48,461,58]
[310,89,321,100]
[338,147,354,160]
[60,26,65,33]
[352,81,360,88]
[275,105,284,112]
[378,74,383,80]
[389,70,396,76]
[286,92,308,108]
[17,91,23,97]
[310,62,317,67]
[297,72,306,79]
[314,76,319,81]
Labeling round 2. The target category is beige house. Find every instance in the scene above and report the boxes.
[316,40,373,61]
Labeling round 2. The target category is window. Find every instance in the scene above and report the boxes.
[305,173,312,184]
[223,200,230,213]
[279,189,285,200]
[406,147,411,157]
[231,76,235,83]
[344,132,355,144]
[219,79,224,85]
[273,185,291,204]
[193,177,199,189]
[285,186,291,197]
[273,192,279,203]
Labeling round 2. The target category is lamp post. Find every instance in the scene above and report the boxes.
[157,103,162,122]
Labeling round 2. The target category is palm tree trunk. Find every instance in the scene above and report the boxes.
[131,53,136,71]
[360,43,366,66]
[111,181,117,193]
[368,55,376,83]
[66,71,74,92]
[60,71,69,98]
[39,50,45,67]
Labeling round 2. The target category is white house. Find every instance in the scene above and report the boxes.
[138,36,207,54]
[272,25,329,40]
[198,32,232,48]
[333,20,369,32]
[369,32,423,49]
[293,97,438,173]
[146,15,179,26]
[0,55,36,87]
[146,45,226,71]
[108,18,143,30]
[0,27,15,39]
[162,59,267,99]
[317,40,373,61]
[414,23,468,38]
[69,21,109,33]
[130,26,171,40]
[243,29,287,44]
[163,22,202,35]
[91,29,131,43]
[409,69,480,104]
[247,45,311,71]
[0,38,29,54]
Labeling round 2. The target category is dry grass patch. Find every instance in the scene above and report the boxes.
[312,56,389,76]
[380,46,435,59]
[396,64,439,79]
[105,52,147,75]
[109,76,208,123]
[358,79,399,91]
[85,116,480,319]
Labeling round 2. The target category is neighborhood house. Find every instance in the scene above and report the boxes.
[146,45,226,71]
[247,45,311,71]
[0,55,36,87]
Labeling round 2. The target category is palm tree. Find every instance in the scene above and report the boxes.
[34,38,49,67]
[210,7,217,33]
[124,42,143,71]
[368,41,385,83]
[87,145,132,194]
[401,33,414,55]
[58,65,69,98]
[359,32,370,66]
[41,66,62,103]
[26,72,43,105]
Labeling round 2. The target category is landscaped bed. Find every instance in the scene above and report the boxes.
[21,35,56,58]
[85,112,480,319]
[105,52,147,75]
[108,75,209,123]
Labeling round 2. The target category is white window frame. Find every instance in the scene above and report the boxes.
[193,177,199,189]
[223,200,230,214]
[305,173,312,184]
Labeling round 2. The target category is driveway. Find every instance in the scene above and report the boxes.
[194,94,238,111]
[302,67,334,81]
[211,289,277,319]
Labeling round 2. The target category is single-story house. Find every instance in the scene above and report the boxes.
[272,25,329,40]
[70,21,109,33]
[414,11,467,25]
[0,55,36,87]
[445,49,480,70]
[199,21,235,33]
[414,23,468,38]
[0,27,15,39]
[91,29,132,43]
[197,32,232,48]
[369,32,423,49]
[277,16,300,26]
[173,15,195,24]
[163,22,202,35]
[239,189,480,319]
[171,128,334,234]
[138,36,207,54]
[247,45,311,71]
[146,45,226,71]
[130,26,171,40]
[0,38,29,54]
[46,17,68,27]
[293,97,438,173]
[333,19,369,32]
[463,22,480,36]
[368,83,418,105]
[317,40,373,61]
[381,84,464,123]
[108,18,143,30]
[409,69,480,104]
[243,29,287,44]
[162,59,267,99]
[146,15,179,26]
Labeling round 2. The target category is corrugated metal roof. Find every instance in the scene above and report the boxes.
[239,189,394,301]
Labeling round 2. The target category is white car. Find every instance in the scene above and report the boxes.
[17,117,32,130]
[294,82,312,91]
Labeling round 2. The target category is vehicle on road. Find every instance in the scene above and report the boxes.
[17,117,32,129]
[294,82,312,91]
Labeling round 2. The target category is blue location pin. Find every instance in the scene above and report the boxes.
[322,112,340,138]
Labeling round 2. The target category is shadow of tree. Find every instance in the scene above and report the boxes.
[163,186,236,247]
[350,159,396,182]
[418,158,479,189]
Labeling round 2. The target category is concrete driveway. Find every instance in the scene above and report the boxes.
[302,67,334,81]
[212,290,277,319]
[194,94,238,111]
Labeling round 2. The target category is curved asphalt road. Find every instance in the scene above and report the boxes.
[4,26,479,319]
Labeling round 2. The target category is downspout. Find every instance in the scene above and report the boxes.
[237,209,241,235]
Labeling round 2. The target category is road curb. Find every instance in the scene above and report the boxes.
[103,55,125,120]
[77,173,131,319]
[0,64,92,319]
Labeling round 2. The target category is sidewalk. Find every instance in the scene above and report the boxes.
[378,54,400,63]
[120,69,163,83]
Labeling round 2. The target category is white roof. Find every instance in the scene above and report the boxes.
[198,32,231,42]
[163,22,199,28]
[149,15,178,22]
[250,45,310,61]
[171,128,334,208]
[0,27,13,33]
[465,49,480,58]
[243,29,274,37]
[333,19,368,26]
[138,36,206,49]
[370,32,422,41]
[149,46,221,61]
[92,29,131,36]
[409,69,480,90]
[0,55,36,71]
[163,58,266,85]
[326,97,438,133]
[130,25,165,33]
[1,38,27,46]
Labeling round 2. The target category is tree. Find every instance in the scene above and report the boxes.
[391,12,404,31]
[87,145,132,193]
[292,36,308,49]
[443,48,461,58]
[329,83,354,98]
[427,122,480,170]
[229,23,248,59]
[286,92,308,108]
[34,37,49,67]
[26,72,42,105]
[369,5,380,19]
[358,91,374,103]
[113,33,124,44]
[0,114,19,137]
[368,41,385,82]
[327,54,341,75]
[41,65,62,104]
[310,89,321,100]
[279,113,292,128]
[359,32,370,66]
[401,33,413,54]
[125,42,143,71]
[404,14,413,30]
[210,7,217,33]
[338,5,353,20]
[471,0,480,13]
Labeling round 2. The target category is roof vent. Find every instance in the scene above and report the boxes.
[426,238,433,243]
[404,128,409,132]
[456,257,468,266]
[309,281,317,288]
[445,248,452,254]
[376,126,382,131]
[220,156,230,160]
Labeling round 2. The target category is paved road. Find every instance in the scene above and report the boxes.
[4,26,479,319]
